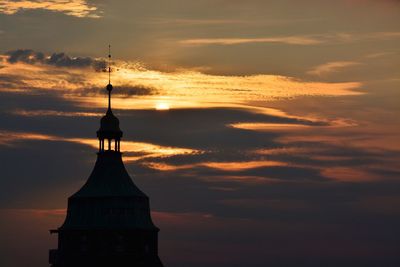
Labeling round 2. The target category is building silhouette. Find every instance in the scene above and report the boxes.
[49,49,164,267]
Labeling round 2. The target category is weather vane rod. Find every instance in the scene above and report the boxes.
[106,44,113,111]
[108,44,111,85]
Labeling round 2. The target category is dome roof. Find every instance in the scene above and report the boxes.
[97,108,123,139]
[100,108,120,131]
[71,151,146,198]
[61,152,157,230]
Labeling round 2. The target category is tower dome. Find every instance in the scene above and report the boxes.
[100,109,120,132]
[97,106,122,139]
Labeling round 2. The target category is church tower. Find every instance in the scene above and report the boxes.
[49,47,164,267]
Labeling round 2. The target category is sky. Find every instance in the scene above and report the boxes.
[0,0,400,266]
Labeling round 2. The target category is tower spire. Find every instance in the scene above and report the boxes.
[106,44,113,112]
[108,44,111,84]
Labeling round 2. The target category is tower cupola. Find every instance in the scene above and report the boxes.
[96,46,122,152]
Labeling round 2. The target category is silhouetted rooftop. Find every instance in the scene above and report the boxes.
[71,151,146,198]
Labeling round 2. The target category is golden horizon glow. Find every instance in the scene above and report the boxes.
[0,56,363,112]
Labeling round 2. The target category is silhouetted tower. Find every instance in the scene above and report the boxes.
[49,47,164,267]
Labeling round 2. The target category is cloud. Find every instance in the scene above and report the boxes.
[11,109,100,117]
[78,84,159,97]
[147,17,319,27]
[324,32,400,44]
[148,18,249,26]
[1,50,362,112]
[365,51,396,59]
[321,167,381,182]
[179,32,400,47]
[307,61,361,76]
[179,36,323,46]
[6,49,107,71]
[142,160,288,175]
[0,130,202,161]
[0,0,100,18]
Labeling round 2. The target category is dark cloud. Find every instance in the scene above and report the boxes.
[0,74,28,89]
[119,108,325,150]
[80,84,159,97]
[6,49,107,71]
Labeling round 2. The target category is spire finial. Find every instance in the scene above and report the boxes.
[106,45,113,111]
[108,44,111,85]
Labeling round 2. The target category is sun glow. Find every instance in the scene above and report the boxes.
[155,102,170,110]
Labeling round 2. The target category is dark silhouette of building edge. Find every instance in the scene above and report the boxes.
[49,46,164,267]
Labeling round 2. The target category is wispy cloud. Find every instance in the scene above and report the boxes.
[143,160,287,173]
[365,51,396,59]
[307,61,361,76]
[0,130,201,160]
[354,31,400,41]
[6,49,106,70]
[11,109,100,117]
[179,32,400,47]
[148,18,248,26]
[321,167,381,182]
[180,36,323,46]
[147,17,320,26]
[229,123,313,131]
[0,0,100,18]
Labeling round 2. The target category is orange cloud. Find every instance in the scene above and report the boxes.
[307,61,361,76]
[200,175,279,184]
[0,130,201,160]
[229,123,312,131]
[179,36,323,46]
[142,161,287,184]
[321,167,380,182]
[0,53,363,112]
[202,161,287,171]
[0,0,100,18]
[179,32,400,47]
[143,160,287,172]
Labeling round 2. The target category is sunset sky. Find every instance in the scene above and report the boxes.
[0,1,400,266]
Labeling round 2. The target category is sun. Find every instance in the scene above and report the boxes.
[155,102,170,110]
